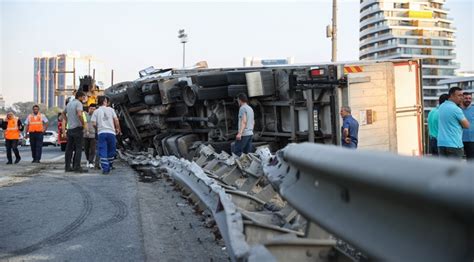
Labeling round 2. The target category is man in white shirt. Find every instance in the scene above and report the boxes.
[91,96,121,175]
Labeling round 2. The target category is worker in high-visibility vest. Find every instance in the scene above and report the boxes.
[1,112,24,164]
[24,105,48,163]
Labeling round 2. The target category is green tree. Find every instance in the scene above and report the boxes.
[44,107,63,119]
[10,101,46,120]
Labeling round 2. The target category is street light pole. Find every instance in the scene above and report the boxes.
[331,0,337,62]
[178,29,188,68]
[183,42,186,68]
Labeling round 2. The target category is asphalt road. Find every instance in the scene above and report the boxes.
[0,156,228,261]
[0,145,64,164]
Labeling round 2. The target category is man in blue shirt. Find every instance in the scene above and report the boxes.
[437,87,470,158]
[427,94,449,155]
[340,106,359,149]
[461,92,474,160]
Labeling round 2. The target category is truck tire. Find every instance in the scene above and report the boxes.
[195,73,228,87]
[183,85,198,107]
[226,71,252,85]
[142,83,160,95]
[144,94,162,105]
[105,81,133,104]
[228,84,248,97]
[197,86,229,100]
[127,83,143,104]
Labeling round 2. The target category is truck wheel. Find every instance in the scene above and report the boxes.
[195,73,228,87]
[105,81,133,104]
[228,84,248,97]
[61,143,67,152]
[144,94,162,105]
[127,82,143,104]
[183,85,198,107]
[141,83,160,95]
[197,86,229,100]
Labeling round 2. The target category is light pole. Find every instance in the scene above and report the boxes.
[326,0,338,62]
[331,0,337,62]
[178,29,188,68]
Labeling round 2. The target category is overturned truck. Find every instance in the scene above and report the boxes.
[107,59,424,157]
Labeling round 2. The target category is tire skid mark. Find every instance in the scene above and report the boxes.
[1,181,93,258]
[1,176,130,259]
[73,192,129,238]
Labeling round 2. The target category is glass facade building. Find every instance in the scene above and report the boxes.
[33,53,107,108]
[359,0,457,111]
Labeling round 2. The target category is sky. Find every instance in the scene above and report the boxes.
[1,0,473,105]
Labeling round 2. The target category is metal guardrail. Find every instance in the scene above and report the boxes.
[120,146,346,262]
[264,143,474,262]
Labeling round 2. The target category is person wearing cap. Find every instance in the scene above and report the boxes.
[24,105,48,163]
[2,112,24,164]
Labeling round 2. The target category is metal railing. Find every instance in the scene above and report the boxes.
[264,143,474,262]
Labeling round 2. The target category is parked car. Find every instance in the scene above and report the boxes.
[43,131,59,146]
[23,131,58,147]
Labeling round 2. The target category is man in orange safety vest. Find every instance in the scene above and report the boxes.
[1,112,24,164]
[24,105,48,163]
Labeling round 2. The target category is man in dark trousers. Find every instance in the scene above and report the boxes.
[438,87,470,158]
[232,93,254,156]
[63,91,88,173]
[427,94,449,155]
[2,112,24,164]
[24,105,48,163]
[340,106,359,149]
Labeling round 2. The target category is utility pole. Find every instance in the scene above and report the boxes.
[331,0,337,62]
[178,29,188,68]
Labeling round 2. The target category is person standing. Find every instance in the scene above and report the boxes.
[24,105,48,163]
[437,87,470,159]
[91,96,121,175]
[232,93,254,156]
[461,92,474,160]
[2,112,24,164]
[63,91,88,173]
[84,104,97,168]
[340,106,359,149]
[427,94,449,155]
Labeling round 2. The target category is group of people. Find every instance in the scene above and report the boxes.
[1,92,121,175]
[428,87,473,160]
[62,91,121,174]
[1,105,49,164]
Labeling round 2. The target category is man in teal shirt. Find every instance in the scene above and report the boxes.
[462,92,474,160]
[427,94,449,155]
[438,87,470,158]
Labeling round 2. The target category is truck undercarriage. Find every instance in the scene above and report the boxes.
[106,65,344,157]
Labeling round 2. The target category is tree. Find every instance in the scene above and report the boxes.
[10,102,45,120]
[44,107,63,119]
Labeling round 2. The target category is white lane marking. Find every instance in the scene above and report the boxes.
[44,154,65,163]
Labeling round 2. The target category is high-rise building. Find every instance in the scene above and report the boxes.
[34,53,107,108]
[359,0,457,111]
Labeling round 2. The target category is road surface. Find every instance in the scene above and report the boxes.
[0,147,228,261]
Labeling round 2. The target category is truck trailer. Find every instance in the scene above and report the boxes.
[106,59,424,157]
